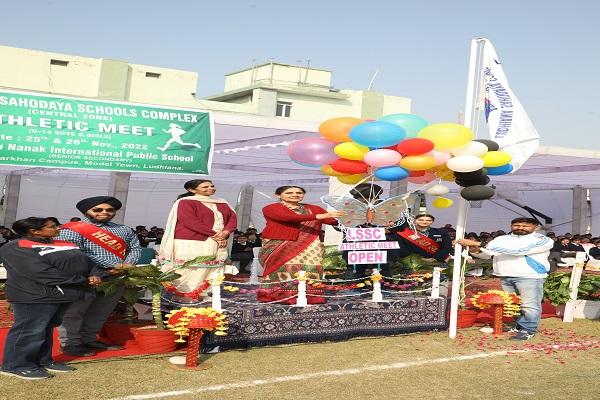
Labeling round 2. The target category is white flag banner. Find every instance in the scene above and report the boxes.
[481,39,540,171]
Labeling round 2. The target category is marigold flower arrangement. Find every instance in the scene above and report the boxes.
[165,307,228,343]
[470,289,521,317]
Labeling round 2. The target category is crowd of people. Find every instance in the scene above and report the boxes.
[1,180,598,380]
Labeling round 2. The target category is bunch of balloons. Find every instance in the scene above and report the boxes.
[287,114,514,206]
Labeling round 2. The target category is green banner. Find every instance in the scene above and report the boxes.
[0,90,213,174]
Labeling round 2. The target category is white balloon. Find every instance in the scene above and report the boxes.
[449,141,488,157]
[426,184,450,196]
[446,155,485,173]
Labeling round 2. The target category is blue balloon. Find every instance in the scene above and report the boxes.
[487,164,513,175]
[374,166,409,181]
[378,114,429,138]
[349,121,406,148]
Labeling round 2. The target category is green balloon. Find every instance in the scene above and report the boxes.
[379,114,428,138]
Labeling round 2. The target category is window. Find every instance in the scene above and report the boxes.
[145,72,161,78]
[276,101,292,117]
[50,59,69,67]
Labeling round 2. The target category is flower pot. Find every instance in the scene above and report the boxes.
[456,309,478,328]
[133,326,178,353]
[103,319,154,345]
[556,300,600,319]
[0,299,13,328]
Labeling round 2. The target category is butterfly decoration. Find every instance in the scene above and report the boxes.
[321,193,417,228]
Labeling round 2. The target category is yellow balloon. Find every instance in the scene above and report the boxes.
[337,174,366,184]
[334,142,369,161]
[432,196,454,208]
[320,165,349,177]
[417,123,474,150]
[319,117,363,142]
[481,151,512,167]
[399,155,437,171]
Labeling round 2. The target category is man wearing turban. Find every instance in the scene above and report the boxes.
[56,196,142,356]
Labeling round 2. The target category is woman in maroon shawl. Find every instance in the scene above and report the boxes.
[259,186,345,283]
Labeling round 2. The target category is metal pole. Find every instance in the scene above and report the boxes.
[449,38,485,339]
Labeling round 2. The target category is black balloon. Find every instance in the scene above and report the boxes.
[454,169,490,187]
[473,139,500,152]
[455,176,490,187]
[454,168,488,180]
[460,185,495,201]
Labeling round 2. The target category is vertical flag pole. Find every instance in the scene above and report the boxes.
[449,38,485,339]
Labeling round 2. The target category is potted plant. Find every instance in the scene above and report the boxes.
[321,246,347,277]
[544,271,600,319]
[0,281,13,328]
[98,263,180,346]
[440,254,494,328]
[131,255,219,353]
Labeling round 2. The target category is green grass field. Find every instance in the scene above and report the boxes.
[2,318,599,400]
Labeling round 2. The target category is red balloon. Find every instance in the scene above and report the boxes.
[396,138,435,156]
[409,170,426,177]
[330,158,369,174]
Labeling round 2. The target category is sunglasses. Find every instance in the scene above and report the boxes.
[90,208,116,213]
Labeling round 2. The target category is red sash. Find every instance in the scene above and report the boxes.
[61,222,127,259]
[397,229,440,256]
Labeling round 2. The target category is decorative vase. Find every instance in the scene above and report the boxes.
[456,309,478,328]
[133,326,178,353]
[186,329,203,368]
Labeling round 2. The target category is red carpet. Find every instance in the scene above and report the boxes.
[0,328,179,364]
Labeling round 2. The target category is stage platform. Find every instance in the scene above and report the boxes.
[201,293,448,350]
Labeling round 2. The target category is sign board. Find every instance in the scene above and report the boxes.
[345,227,386,242]
[339,241,399,251]
[0,90,214,174]
[347,251,388,265]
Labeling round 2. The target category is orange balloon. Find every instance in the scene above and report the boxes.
[399,155,437,171]
[319,117,363,143]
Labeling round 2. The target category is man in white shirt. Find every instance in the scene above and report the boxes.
[457,217,554,340]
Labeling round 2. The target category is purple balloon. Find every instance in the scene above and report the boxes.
[287,137,337,166]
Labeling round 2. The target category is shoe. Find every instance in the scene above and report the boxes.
[0,368,53,380]
[84,340,124,351]
[510,331,536,341]
[42,362,76,373]
[507,327,520,334]
[61,345,95,357]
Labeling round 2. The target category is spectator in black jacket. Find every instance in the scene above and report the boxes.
[0,218,99,380]
[230,234,254,271]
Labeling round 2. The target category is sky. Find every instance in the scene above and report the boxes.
[1,0,599,149]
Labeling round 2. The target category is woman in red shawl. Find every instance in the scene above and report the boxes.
[259,186,345,283]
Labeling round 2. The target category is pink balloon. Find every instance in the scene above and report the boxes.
[426,150,451,166]
[287,137,337,166]
[408,171,437,184]
[363,149,402,167]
